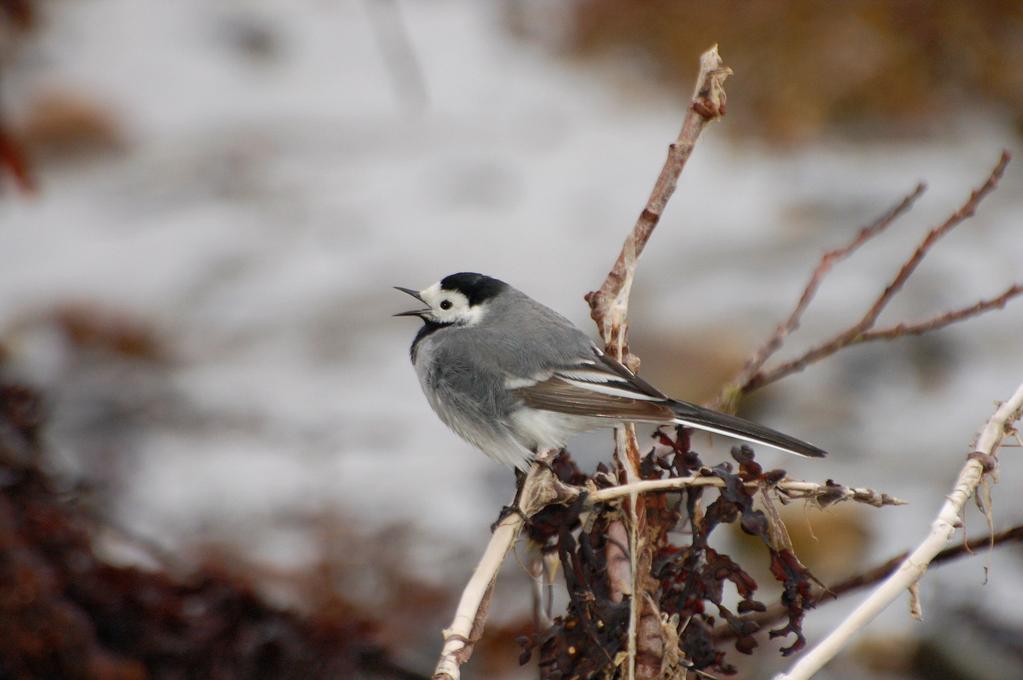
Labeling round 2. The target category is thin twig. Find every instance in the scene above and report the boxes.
[586,476,905,507]
[743,152,1011,396]
[713,183,926,410]
[858,153,1008,330]
[858,283,1023,341]
[775,380,1023,680]
[585,45,732,368]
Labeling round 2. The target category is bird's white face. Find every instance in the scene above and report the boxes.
[400,282,488,326]
[420,282,477,324]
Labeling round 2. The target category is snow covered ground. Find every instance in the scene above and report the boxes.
[2,1,1021,676]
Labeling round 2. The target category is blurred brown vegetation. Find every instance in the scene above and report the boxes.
[560,0,1023,141]
[0,377,427,680]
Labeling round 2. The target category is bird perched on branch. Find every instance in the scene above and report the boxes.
[396,272,826,471]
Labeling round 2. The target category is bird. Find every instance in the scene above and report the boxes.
[396,272,826,471]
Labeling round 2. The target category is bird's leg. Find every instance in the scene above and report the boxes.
[491,468,528,532]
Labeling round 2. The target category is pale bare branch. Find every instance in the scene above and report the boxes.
[775,381,1023,680]
[586,476,905,508]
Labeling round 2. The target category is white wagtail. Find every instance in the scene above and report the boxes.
[396,273,826,471]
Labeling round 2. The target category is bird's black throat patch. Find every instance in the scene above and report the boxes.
[410,318,452,362]
[439,272,508,306]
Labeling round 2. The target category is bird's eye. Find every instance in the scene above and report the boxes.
[439,300,453,310]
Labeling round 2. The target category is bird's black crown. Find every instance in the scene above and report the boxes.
[439,272,508,306]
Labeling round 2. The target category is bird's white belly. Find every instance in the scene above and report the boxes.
[509,407,595,450]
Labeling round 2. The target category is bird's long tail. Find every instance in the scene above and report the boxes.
[668,399,827,458]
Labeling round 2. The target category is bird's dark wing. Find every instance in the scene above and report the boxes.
[510,346,673,420]
[510,346,827,458]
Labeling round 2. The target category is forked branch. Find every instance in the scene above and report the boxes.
[714,183,925,409]
[715,151,1018,411]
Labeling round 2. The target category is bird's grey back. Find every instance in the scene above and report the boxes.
[448,286,592,375]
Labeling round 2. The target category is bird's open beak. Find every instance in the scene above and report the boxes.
[393,286,431,318]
